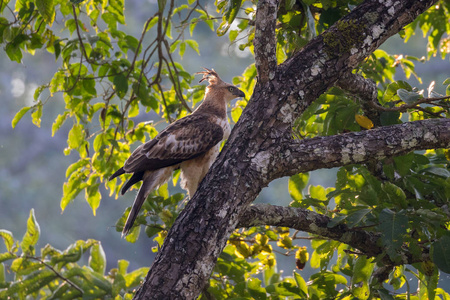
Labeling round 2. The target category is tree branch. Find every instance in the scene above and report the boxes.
[238,204,428,263]
[254,0,278,83]
[276,0,438,122]
[268,118,450,180]
[238,204,381,255]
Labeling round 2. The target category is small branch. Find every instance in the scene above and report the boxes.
[162,41,192,113]
[27,256,83,294]
[127,14,159,78]
[72,5,93,65]
[254,0,279,83]
[370,95,450,113]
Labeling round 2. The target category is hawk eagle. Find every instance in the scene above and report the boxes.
[109,68,245,236]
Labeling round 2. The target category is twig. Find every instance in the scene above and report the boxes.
[127,14,159,78]
[370,95,450,112]
[72,4,92,64]
[27,256,83,295]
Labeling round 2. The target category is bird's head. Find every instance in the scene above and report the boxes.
[196,68,245,102]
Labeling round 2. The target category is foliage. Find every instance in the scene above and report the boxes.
[0,209,147,299]
[1,0,450,298]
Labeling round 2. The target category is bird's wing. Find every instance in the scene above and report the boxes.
[123,114,224,173]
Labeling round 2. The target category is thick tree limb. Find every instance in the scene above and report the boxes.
[276,0,438,122]
[268,118,450,180]
[135,0,439,299]
[238,204,429,266]
[254,0,278,83]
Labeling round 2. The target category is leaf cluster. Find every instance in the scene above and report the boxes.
[0,209,147,299]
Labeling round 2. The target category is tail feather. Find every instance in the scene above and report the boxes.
[122,180,151,237]
[121,167,175,237]
[121,171,144,195]
[109,167,125,181]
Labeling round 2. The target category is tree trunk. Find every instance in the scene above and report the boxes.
[134,0,440,298]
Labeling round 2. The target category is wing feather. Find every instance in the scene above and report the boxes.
[122,114,224,174]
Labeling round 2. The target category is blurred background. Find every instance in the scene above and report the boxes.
[0,0,449,285]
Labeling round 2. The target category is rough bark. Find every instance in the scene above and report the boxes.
[134,0,440,299]
[269,118,450,181]
[237,203,429,265]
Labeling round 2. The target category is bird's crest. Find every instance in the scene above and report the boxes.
[196,68,224,86]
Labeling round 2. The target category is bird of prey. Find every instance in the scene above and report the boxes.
[109,68,245,236]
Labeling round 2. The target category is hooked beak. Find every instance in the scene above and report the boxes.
[234,88,245,98]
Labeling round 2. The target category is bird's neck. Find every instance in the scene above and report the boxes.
[193,88,227,119]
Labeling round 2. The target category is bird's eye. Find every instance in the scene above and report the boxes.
[228,87,234,92]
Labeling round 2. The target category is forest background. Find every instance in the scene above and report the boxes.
[0,0,450,298]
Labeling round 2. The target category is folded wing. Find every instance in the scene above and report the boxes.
[113,114,224,194]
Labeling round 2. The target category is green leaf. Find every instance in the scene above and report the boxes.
[89,242,106,275]
[35,0,55,24]
[4,269,56,297]
[431,235,450,273]
[378,209,408,262]
[382,182,407,208]
[52,112,69,136]
[229,29,239,42]
[0,263,5,284]
[21,209,40,255]
[383,81,412,104]
[396,88,421,104]
[0,252,16,263]
[86,183,101,215]
[67,124,85,149]
[83,78,97,96]
[179,41,186,58]
[66,158,89,178]
[124,267,149,288]
[380,111,401,126]
[420,166,450,178]
[31,103,43,127]
[113,73,128,98]
[125,225,140,243]
[346,208,371,228]
[288,173,309,202]
[124,35,140,53]
[247,277,267,300]
[352,256,374,300]
[285,0,296,10]
[378,288,395,300]
[225,0,242,25]
[11,106,31,128]
[5,43,22,63]
[0,230,14,252]
[231,104,243,123]
[293,271,308,295]
[186,39,200,55]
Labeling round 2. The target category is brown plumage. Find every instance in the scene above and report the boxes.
[110,68,245,236]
